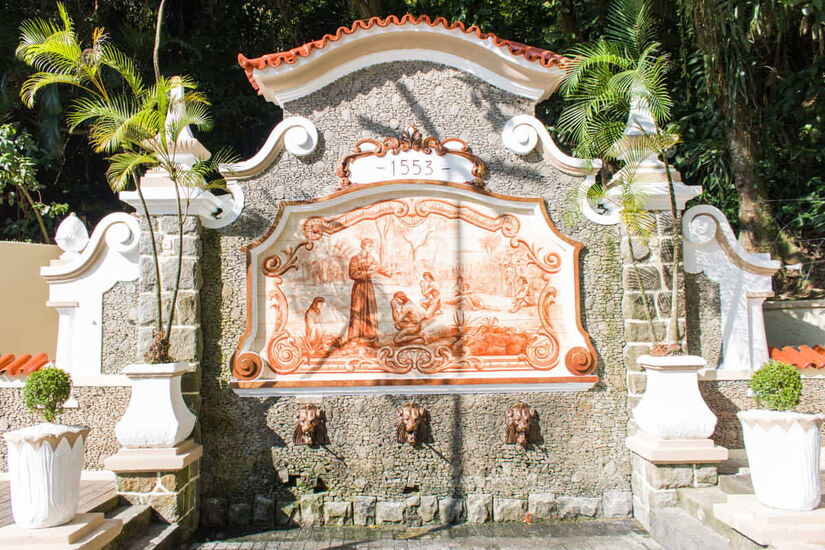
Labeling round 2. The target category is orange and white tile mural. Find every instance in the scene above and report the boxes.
[231,183,597,394]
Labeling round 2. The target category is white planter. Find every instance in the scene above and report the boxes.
[739,410,825,511]
[633,354,718,439]
[115,362,195,448]
[3,423,90,528]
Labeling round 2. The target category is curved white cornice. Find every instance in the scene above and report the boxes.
[41,213,140,282]
[501,115,601,176]
[683,205,781,277]
[244,24,566,106]
[221,117,319,180]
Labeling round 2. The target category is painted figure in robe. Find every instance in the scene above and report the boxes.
[347,238,392,344]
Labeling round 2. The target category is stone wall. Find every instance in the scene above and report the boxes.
[101,281,139,374]
[0,386,129,470]
[199,62,632,524]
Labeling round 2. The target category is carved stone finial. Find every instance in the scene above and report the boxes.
[55,213,89,259]
[505,403,538,448]
[396,402,431,445]
[293,404,326,446]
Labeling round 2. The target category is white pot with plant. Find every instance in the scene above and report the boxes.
[739,360,824,511]
[3,367,89,528]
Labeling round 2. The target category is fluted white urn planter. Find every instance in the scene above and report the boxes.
[739,410,825,511]
[115,362,195,448]
[633,354,717,439]
[3,424,90,528]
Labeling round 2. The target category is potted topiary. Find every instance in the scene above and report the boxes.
[3,367,89,528]
[738,360,825,511]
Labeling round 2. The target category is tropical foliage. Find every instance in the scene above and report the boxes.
[2,0,823,296]
[0,123,67,242]
[16,3,231,362]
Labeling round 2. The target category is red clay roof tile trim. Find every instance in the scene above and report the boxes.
[769,345,825,369]
[238,14,568,92]
[0,352,52,377]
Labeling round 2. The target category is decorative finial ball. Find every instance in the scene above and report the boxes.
[55,213,89,254]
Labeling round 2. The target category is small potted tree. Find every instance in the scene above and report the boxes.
[3,367,89,528]
[739,361,825,511]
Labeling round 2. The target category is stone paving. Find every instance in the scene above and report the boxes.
[189,520,662,549]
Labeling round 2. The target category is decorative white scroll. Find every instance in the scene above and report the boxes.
[683,205,781,372]
[40,213,141,386]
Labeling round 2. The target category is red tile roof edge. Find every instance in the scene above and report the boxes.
[238,14,568,92]
[0,352,51,377]
[769,345,825,370]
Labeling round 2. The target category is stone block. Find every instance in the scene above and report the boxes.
[351,496,376,526]
[602,490,632,518]
[624,265,661,291]
[159,257,201,291]
[202,497,226,527]
[275,501,300,526]
[300,493,324,526]
[466,494,492,523]
[323,501,352,526]
[623,293,657,320]
[694,465,719,487]
[622,237,651,262]
[181,369,202,393]
[158,469,189,492]
[403,497,422,527]
[527,493,556,519]
[116,473,157,494]
[438,497,465,525]
[556,496,599,518]
[160,214,199,234]
[624,344,652,371]
[168,325,202,362]
[253,494,274,526]
[624,320,668,343]
[643,462,695,490]
[493,498,527,522]
[419,496,438,524]
[376,501,404,525]
[627,372,647,395]
[227,502,251,527]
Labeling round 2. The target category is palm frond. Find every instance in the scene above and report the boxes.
[105,152,158,192]
[20,72,88,107]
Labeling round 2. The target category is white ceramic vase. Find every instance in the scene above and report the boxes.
[633,354,718,439]
[115,362,195,448]
[739,410,825,511]
[3,423,90,528]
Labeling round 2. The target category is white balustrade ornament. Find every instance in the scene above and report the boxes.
[683,205,781,373]
[36,213,141,387]
[627,355,728,463]
[114,363,196,448]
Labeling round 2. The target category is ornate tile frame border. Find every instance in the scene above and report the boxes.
[229,180,599,396]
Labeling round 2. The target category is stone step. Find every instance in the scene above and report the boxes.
[88,493,121,516]
[102,505,153,550]
[121,521,179,550]
[715,494,825,549]
[676,486,763,550]
[647,507,727,550]
[720,471,825,496]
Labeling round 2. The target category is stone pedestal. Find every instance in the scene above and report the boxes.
[0,513,122,550]
[105,439,201,539]
[115,362,196,448]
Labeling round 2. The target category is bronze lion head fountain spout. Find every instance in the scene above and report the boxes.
[294,404,327,445]
[505,403,538,448]
[397,402,431,445]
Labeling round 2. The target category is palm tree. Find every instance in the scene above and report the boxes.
[17,3,230,362]
[558,0,683,350]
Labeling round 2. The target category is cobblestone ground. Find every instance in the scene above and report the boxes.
[189,520,662,549]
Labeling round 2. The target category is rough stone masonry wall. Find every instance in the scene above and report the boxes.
[198,62,632,527]
[621,212,686,415]
[113,213,203,536]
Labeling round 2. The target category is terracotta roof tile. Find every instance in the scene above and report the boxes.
[238,14,568,92]
[769,345,825,369]
[0,353,51,377]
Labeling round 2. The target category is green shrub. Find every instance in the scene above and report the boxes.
[23,367,72,423]
[749,361,802,411]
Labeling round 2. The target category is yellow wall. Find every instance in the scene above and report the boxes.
[0,241,61,357]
